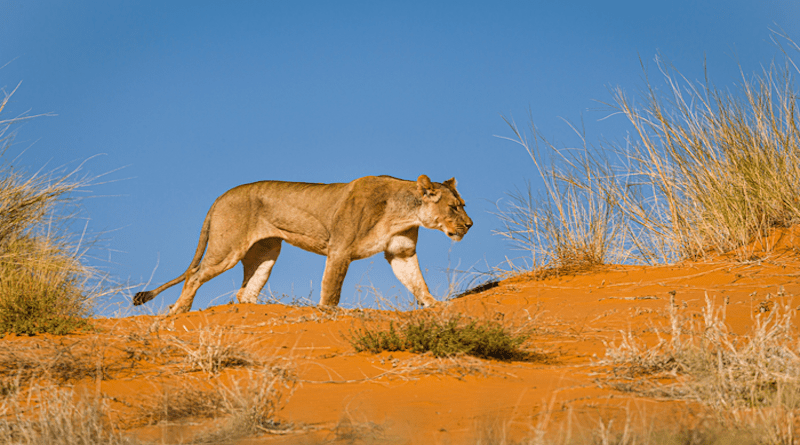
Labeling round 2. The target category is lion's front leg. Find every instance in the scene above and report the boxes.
[319,253,351,307]
[385,228,438,307]
[385,252,438,308]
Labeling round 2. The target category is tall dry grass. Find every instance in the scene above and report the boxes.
[612,49,800,263]
[497,34,800,269]
[0,83,104,335]
[495,119,623,277]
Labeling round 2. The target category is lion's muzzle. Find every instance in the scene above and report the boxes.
[447,220,472,241]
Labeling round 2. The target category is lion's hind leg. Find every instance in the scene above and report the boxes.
[168,251,243,315]
[319,253,351,307]
[237,238,282,304]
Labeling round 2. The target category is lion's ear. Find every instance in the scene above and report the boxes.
[443,177,457,189]
[417,175,433,194]
[417,175,440,202]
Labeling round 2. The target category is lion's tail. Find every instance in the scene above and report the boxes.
[133,205,215,306]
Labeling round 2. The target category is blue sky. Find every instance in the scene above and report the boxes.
[1,1,798,314]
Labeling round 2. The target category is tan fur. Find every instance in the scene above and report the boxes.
[133,175,472,314]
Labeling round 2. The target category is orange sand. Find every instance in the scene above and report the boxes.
[5,231,800,443]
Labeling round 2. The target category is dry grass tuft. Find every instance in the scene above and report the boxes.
[609,48,800,263]
[183,366,297,442]
[133,366,297,442]
[0,386,139,445]
[136,380,228,425]
[0,236,94,336]
[165,326,255,374]
[494,150,621,279]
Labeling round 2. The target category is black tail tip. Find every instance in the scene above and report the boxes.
[133,291,154,306]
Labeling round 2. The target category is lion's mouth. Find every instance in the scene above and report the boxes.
[447,231,466,241]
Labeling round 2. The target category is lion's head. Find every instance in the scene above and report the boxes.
[416,175,473,241]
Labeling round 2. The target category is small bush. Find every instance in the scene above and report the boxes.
[0,239,92,336]
[350,315,529,361]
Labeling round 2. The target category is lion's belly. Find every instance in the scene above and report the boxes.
[255,206,332,256]
[281,234,328,256]
[349,234,392,260]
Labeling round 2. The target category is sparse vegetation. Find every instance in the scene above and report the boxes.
[0,325,190,395]
[0,336,139,393]
[350,314,529,360]
[0,84,101,335]
[0,367,296,444]
[601,294,800,412]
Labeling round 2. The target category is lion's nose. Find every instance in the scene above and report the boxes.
[465,219,473,229]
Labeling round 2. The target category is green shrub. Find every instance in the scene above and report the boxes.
[350,315,528,361]
[350,321,406,353]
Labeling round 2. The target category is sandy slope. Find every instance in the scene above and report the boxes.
[4,230,800,443]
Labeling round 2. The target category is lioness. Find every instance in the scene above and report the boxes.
[133,175,472,315]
